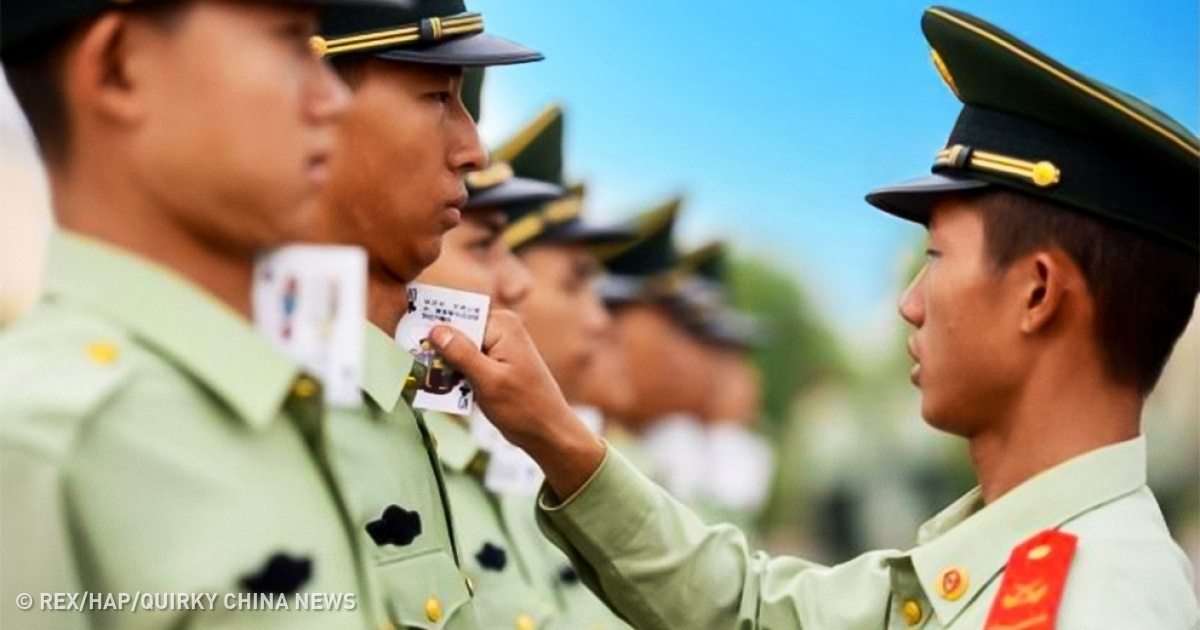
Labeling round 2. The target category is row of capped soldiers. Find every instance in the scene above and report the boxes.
[2,1,1198,630]
[0,0,769,628]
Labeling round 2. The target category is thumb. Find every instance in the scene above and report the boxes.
[429,325,493,382]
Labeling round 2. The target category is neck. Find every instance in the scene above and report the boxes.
[367,270,409,335]
[50,163,256,318]
[968,364,1141,505]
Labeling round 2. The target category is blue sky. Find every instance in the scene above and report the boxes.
[471,0,1199,341]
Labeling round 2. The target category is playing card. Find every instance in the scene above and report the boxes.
[394,283,490,415]
[252,245,366,407]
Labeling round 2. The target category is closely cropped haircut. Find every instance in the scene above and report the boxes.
[3,2,194,165]
[330,55,370,90]
[972,189,1198,395]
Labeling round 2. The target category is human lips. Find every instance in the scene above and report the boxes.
[907,338,922,386]
[439,193,469,230]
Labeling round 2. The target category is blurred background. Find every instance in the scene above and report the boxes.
[3,0,1197,587]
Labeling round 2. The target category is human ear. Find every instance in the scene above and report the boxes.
[64,13,149,127]
[1019,249,1079,334]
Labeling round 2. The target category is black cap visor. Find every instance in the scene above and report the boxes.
[530,221,637,249]
[865,173,990,225]
[467,177,563,209]
[372,32,541,66]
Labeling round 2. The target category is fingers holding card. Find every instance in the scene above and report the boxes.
[395,283,491,415]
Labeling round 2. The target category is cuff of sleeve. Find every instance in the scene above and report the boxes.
[537,442,663,553]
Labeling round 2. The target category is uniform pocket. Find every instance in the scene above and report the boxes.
[378,549,473,630]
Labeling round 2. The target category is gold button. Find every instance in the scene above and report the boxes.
[403,375,418,390]
[309,35,329,58]
[901,599,923,626]
[86,341,120,365]
[424,596,442,623]
[1031,161,1061,187]
[377,621,396,630]
[515,612,536,630]
[292,377,318,399]
[936,566,969,601]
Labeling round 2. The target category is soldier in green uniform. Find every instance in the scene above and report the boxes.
[303,4,542,627]
[495,104,636,630]
[411,100,552,629]
[674,242,775,535]
[429,6,1200,629]
[590,203,731,510]
[0,0,401,628]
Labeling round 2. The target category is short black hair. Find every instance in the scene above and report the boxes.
[974,188,1197,395]
[3,2,193,165]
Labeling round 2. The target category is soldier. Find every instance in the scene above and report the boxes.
[675,242,775,534]
[302,6,542,628]
[496,105,636,630]
[590,202,722,506]
[0,0,401,628]
[430,6,1200,629]
[412,100,553,629]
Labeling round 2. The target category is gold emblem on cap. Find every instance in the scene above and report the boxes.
[935,145,1061,189]
[316,13,485,59]
[1030,161,1061,187]
[309,36,329,58]
[930,49,959,97]
[936,566,969,601]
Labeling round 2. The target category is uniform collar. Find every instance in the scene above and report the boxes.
[42,231,300,430]
[361,322,413,413]
[909,436,1148,626]
[422,411,483,474]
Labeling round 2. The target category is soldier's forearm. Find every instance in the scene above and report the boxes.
[516,409,607,502]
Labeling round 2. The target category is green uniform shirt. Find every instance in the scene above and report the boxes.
[538,437,1199,629]
[328,327,478,629]
[1,232,372,629]
[423,412,561,630]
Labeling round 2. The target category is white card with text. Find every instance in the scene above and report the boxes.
[252,245,366,407]
[394,283,490,415]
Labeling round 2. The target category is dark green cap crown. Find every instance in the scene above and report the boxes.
[493,104,564,186]
[593,197,683,277]
[679,241,728,285]
[867,6,1200,254]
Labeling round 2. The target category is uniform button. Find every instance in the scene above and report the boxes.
[292,377,319,399]
[403,375,418,390]
[377,621,396,630]
[424,596,442,623]
[901,599,923,626]
[936,566,969,601]
[86,341,120,365]
[515,612,535,630]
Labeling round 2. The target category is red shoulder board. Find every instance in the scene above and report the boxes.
[983,529,1078,630]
